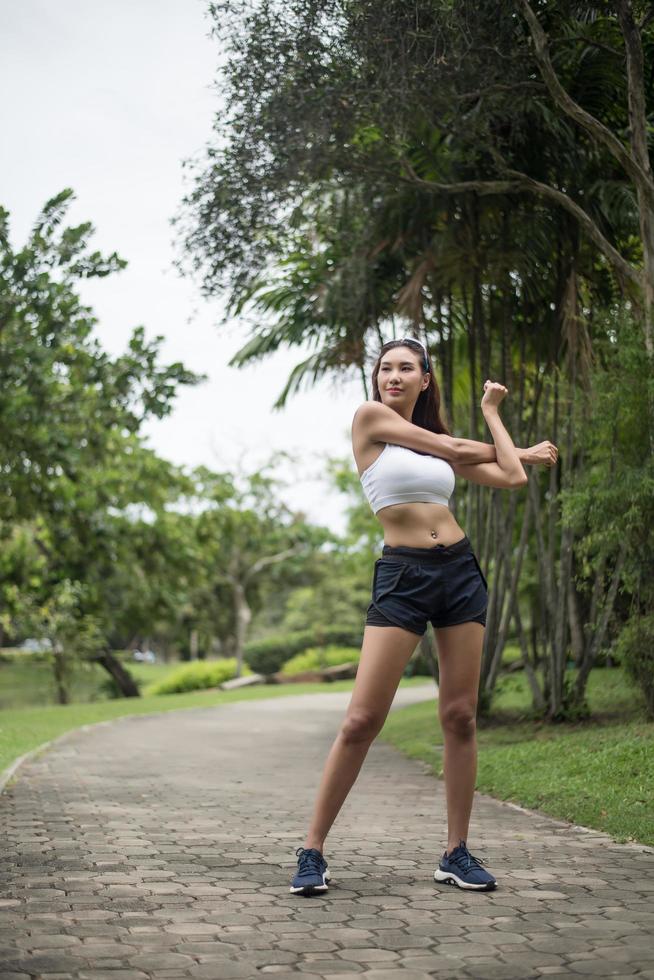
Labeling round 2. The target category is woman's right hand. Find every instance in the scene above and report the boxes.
[481,380,508,412]
[525,441,559,467]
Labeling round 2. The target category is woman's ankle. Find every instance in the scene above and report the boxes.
[303,839,325,853]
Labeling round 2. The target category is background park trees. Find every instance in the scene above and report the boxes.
[176,0,654,720]
[0,193,337,700]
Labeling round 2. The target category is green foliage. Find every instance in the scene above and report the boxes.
[244,625,364,675]
[560,310,654,574]
[0,648,51,664]
[145,658,251,695]
[0,190,204,524]
[0,194,208,686]
[280,573,369,636]
[15,579,107,705]
[280,644,360,675]
[613,614,654,720]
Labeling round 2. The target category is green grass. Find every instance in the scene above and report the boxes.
[0,658,175,709]
[379,667,654,847]
[0,675,431,775]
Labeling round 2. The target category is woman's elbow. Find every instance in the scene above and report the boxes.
[511,472,529,489]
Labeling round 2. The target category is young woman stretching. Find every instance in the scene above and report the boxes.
[290,337,558,896]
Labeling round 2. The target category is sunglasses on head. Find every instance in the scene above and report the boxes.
[384,337,430,372]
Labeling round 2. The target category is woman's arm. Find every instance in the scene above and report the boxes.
[452,383,529,488]
[352,402,461,461]
[352,399,556,467]
[483,399,528,485]
[457,439,558,466]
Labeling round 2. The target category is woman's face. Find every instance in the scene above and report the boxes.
[377,346,429,411]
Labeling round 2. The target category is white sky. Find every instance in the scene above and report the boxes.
[1,0,371,537]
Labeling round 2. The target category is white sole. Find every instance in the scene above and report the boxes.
[434,869,496,890]
[289,870,330,894]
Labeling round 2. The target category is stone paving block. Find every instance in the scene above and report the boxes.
[0,957,83,975]
[335,949,400,964]
[125,952,197,969]
[464,965,538,979]
[297,963,365,975]
[348,972,434,980]
[77,972,150,980]
[186,962,265,978]
[393,953,468,971]
[567,965,639,976]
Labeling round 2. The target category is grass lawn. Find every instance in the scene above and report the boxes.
[379,666,654,847]
[0,658,175,709]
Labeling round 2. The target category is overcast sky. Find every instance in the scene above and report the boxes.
[1,0,370,537]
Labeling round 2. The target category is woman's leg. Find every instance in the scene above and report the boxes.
[433,621,485,853]
[303,623,422,852]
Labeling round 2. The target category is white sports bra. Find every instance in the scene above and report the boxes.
[359,443,455,514]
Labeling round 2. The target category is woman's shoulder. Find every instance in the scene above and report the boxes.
[351,399,389,427]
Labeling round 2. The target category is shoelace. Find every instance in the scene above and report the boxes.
[295,846,324,874]
[449,843,486,873]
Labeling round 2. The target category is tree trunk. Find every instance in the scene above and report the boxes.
[567,570,585,668]
[574,543,627,701]
[94,648,140,698]
[419,629,440,684]
[233,580,252,678]
[52,648,69,705]
[485,492,531,696]
[514,600,546,712]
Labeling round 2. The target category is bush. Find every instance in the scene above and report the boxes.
[280,645,361,676]
[245,626,363,675]
[612,614,654,719]
[145,658,251,695]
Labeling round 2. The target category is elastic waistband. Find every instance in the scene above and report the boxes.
[381,534,472,564]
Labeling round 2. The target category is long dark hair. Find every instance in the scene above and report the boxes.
[371,338,452,440]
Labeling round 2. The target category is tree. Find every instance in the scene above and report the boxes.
[0,192,205,695]
[191,462,333,676]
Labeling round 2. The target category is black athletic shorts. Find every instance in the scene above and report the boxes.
[365,534,489,636]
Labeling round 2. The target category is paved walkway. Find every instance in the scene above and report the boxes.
[1,685,654,980]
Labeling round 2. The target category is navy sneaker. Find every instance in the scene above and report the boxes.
[289,846,331,896]
[434,839,497,891]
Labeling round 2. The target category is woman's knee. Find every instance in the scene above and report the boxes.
[341,707,384,743]
[439,699,477,737]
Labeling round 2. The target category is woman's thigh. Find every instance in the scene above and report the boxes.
[434,621,484,710]
[345,624,423,726]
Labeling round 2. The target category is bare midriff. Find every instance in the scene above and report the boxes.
[376,501,466,549]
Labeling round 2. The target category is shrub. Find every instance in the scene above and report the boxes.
[145,658,251,695]
[245,626,363,675]
[612,614,654,720]
[280,645,360,676]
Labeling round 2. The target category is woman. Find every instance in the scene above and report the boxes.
[290,337,557,897]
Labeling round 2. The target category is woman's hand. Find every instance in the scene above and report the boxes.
[481,379,508,412]
[522,440,559,467]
